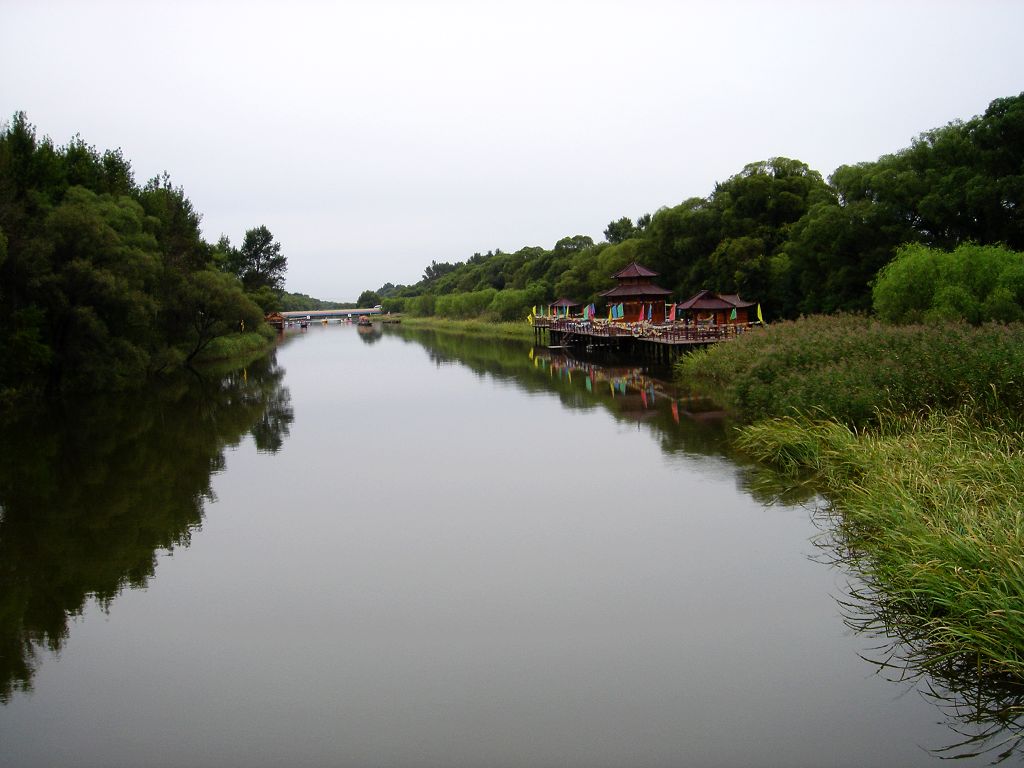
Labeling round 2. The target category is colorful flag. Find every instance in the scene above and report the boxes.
[757,303,764,324]
[730,307,737,321]
[608,305,613,320]
[668,303,676,322]
[647,304,652,322]
[617,303,624,319]
[637,304,645,323]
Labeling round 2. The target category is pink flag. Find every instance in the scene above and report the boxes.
[668,303,676,322]
[637,304,645,323]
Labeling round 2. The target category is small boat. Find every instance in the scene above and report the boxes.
[357,316,372,326]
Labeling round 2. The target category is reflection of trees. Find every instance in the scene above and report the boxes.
[812,508,1024,764]
[388,327,735,459]
[392,325,1024,762]
[0,354,292,702]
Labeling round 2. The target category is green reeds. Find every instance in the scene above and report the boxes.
[676,315,1024,426]
[738,408,1024,678]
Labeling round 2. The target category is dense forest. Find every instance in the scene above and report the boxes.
[0,113,288,398]
[367,93,1023,322]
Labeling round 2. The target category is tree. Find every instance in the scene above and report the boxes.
[177,269,264,362]
[229,225,287,293]
[873,242,1024,324]
[357,290,381,307]
[603,217,638,244]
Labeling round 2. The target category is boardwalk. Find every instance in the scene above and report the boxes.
[532,317,758,362]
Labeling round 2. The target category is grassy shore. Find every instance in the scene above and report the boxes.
[677,315,1024,679]
[397,316,535,342]
[191,330,276,365]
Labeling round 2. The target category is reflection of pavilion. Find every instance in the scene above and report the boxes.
[531,346,723,424]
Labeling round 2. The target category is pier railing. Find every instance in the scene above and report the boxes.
[534,317,758,343]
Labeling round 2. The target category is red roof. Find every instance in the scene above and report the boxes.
[550,297,580,307]
[611,262,659,279]
[677,290,755,310]
[600,282,672,298]
[719,293,756,308]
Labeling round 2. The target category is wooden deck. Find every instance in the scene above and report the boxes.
[532,317,758,362]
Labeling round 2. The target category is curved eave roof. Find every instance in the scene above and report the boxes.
[611,261,659,279]
[600,282,672,298]
[677,289,755,310]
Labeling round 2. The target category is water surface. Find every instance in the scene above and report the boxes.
[0,323,1018,767]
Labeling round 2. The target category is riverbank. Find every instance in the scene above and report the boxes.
[396,316,534,341]
[677,314,1024,679]
[191,329,277,365]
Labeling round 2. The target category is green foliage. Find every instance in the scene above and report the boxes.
[0,113,278,395]
[603,216,639,244]
[738,409,1024,678]
[226,225,287,293]
[434,288,497,319]
[487,284,547,321]
[357,289,381,307]
[873,242,1024,324]
[676,314,1024,426]
[278,291,354,311]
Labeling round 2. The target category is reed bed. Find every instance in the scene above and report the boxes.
[677,315,1024,426]
[738,409,1024,678]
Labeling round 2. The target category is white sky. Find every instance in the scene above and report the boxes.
[3,0,1022,301]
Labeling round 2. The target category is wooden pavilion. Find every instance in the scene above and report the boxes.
[676,290,756,325]
[548,297,580,317]
[599,262,673,323]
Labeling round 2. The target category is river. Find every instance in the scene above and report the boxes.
[1,322,1020,767]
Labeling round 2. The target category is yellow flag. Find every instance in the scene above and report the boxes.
[756,303,764,324]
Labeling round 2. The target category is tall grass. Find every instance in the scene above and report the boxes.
[677,314,1024,425]
[738,409,1024,678]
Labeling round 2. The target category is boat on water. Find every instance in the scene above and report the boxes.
[357,316,373,326]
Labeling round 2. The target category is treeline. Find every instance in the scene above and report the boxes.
[0,113,289,398]
[369,93,1023,322]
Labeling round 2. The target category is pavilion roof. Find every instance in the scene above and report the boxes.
[611,261,659,279]
[677,289,755,310]
[549,297,580,307]
[600,282,672,298]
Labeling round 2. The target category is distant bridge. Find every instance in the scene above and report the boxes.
[280,307,382,321]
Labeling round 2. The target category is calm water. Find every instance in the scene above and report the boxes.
[1,323,1020,767]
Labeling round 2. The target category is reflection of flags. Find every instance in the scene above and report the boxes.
[585,376,592,392]
[671,400,679,423]
[757,303,764,324]
[641,388,648,408]
[529,347,534,360]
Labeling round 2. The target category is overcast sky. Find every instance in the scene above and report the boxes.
[3,0,1023,301]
